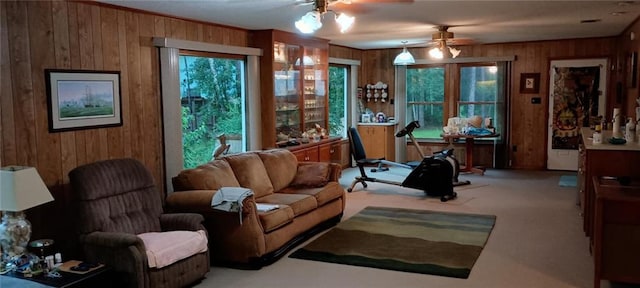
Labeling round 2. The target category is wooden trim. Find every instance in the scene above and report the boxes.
[329,57,361,66]
[153,37,262,56]
[414,56,516,65]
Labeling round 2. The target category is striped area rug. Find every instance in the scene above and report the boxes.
[289,206,496,278]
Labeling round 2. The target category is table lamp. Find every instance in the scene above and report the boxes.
[0,166,54,271]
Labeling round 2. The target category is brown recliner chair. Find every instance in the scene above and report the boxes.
[68,158,210,288]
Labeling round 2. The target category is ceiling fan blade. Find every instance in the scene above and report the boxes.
[329,0,413,14]
[347,0,414,3]
[448,38,476,45]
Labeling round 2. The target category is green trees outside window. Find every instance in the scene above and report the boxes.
[407,66,445,138]
[180,55,246,168]
[328,65,347,137]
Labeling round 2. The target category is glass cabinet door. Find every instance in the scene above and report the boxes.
[274,42,301,140]
[302,46,327,134]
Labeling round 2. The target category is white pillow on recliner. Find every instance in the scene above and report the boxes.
[137,230,208,268]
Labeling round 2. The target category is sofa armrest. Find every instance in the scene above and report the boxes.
[160,213,206,232]
[166,189,254,214]
[328,163,342,182]
[165,189,269,263]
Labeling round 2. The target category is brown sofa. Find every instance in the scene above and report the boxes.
[165,149,345,268]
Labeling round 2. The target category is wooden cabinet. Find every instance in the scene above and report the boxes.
[579,128,640,240]
[287,137,342,163]
[592,176,640,288]
[292,146,319,162]
[250,29,329,149]
[319,139,348,167]
[357,124,396,161]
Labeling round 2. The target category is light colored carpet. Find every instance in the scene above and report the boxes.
[194,167,633,288]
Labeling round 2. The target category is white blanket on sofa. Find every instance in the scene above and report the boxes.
[211,187,253,224]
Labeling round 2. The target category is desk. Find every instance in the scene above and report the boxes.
[441,133,500,175]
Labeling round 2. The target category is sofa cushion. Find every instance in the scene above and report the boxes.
[258,206,294,233]
[257,193,317,216]
[258,149,298,192]
[290,162,330,188]
[222,153,274,198]
[137,230,208,268]
[172,160,240,191]
[279,182,344,207]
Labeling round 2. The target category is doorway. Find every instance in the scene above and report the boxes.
[547,58,607,171]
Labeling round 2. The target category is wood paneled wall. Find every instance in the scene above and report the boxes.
[360,39,617,169]
[0,1,248,255]
[619,18,640,118]
[0,0,631,256]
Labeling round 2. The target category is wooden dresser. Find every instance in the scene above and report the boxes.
[592,176,640,288]
[578,127,640,287]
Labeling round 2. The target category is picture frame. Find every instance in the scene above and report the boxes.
[520,73,540,94]
[45,69,122,132]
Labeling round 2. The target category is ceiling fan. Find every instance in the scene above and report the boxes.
[426,26,474,59]
[295,0,413,34]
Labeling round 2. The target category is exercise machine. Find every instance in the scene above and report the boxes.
[347,125,457,202]
[396,121,470,187]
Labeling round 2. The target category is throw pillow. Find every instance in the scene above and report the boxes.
[290,163,330,188]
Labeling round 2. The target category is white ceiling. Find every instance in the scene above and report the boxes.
[98,0,640,49]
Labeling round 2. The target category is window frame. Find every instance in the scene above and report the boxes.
[178,51,248,169]
[155,37,261,192]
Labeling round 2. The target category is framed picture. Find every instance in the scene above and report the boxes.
[520,73,540,94]
[45,69,122,132]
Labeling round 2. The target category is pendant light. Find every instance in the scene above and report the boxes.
[393,41,415,65]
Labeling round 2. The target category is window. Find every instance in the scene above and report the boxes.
[406,66,445,138]
[328,65,348,137]
[405,63,506,141]
[458,64,502,135]
[179,52,246,168]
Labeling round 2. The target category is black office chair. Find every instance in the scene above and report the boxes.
[347,127,386,192]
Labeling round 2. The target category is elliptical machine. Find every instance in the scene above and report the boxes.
[395,121,470,187]
[347,123,460,202]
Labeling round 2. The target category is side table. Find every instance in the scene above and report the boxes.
[0,260,111,288]
[441,133,500,175]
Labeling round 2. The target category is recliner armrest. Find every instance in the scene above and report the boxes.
[80,231,147,287]
[82,231,144,248]
[160,213,206,232]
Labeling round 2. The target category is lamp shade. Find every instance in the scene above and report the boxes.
[0,166,53,211]
[295,11,322,34]
[335,13,354,33]
[393,47,415,65]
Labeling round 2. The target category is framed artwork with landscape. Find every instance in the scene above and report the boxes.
[46,69,122,132]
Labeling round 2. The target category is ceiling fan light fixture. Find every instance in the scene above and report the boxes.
[429,47,443,59]
[393,43,415,65]
[448,46,461,58]
[295,11,323,34]
[335,13,355,33]
[295,1,355,34]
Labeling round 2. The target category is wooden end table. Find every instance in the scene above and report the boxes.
[0,261,110,288]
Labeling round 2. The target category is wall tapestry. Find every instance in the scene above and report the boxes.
[551,66,600,149]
